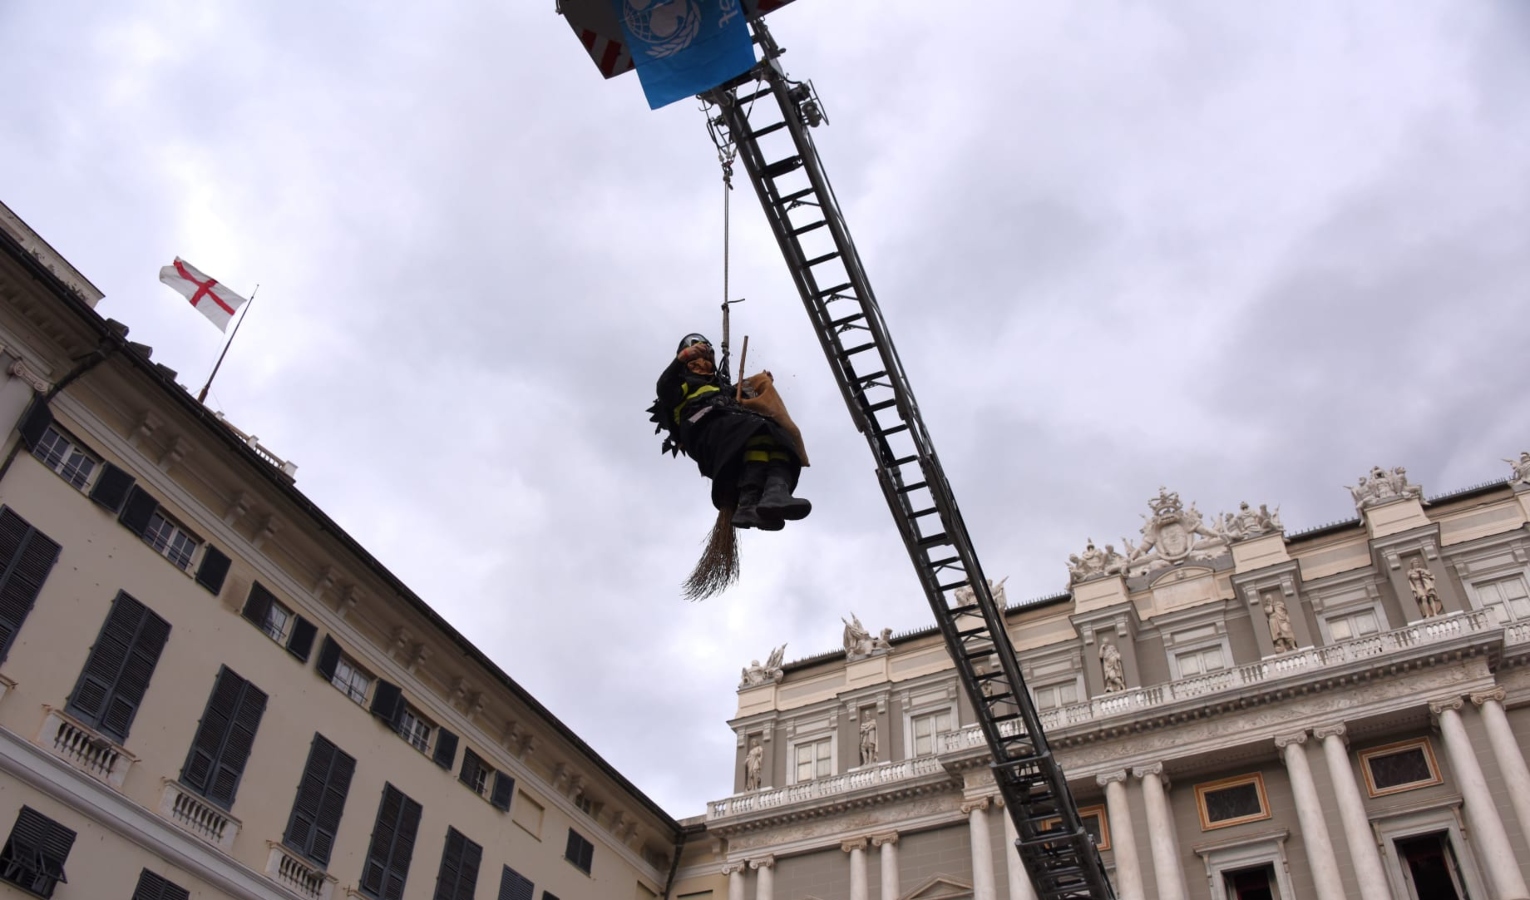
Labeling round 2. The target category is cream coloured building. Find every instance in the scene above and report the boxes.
[697,470,1530,900]
[0,202,720,900]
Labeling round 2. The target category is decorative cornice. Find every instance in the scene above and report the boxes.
[1470,688,1507,707]
[1274,730,1308,749]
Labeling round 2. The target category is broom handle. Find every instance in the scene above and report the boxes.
[735,336,749,402]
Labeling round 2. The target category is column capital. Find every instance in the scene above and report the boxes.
[749,855,775,870]
[961,796,992,815]
[1132,762,1164,779]
[870,832,899,847]
[1430,697,1465,716]
[1471,688,1508,707]
[1274,730,1309,749]
[841,838,869,853]
[1096,769,1130,787]
[721,861,745,876]
[1313,723,1347,742]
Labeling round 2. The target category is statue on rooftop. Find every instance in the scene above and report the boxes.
[739,644,787,688]
[1505,451,1530,486]
[1347,465,1423,513]
[843,613,875,660]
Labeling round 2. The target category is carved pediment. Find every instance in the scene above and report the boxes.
[902,874,974,900]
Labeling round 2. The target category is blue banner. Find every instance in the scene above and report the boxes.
[613,0,756,109]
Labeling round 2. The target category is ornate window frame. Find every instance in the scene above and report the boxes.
[1194,773,1271,831]
[899,683,957,761]
[1022,648,1084,713]
[1158,607,1236,681]
[1191,829,1293,900]
[1358,738,1442,798]
[784,712,837,785]
[1373,799,1486,900]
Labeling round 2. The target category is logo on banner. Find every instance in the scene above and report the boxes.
[621,0,702,59]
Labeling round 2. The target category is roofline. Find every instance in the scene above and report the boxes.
[0,230,683,834]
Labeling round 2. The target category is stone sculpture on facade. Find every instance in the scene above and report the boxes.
[1216,501,1284,543]
[843,614,873,660]
[1263,594,1298,653]
[1346,465,1423,513]
[1408,559,1444,618]
[1099,640,1126,693]
[1121,488,1230,577]
[743,738,763,791]
[952,576,1009,608]
[859,717,878,766]
[1067,540,1129,583]
[1505,451,1530,486]
[740,644,788,688]
[872,628,893,652]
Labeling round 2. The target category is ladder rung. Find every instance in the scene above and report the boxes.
[813,282,852,300]
[762,156,803,179]
[841,341,875,356]
[917,532,951,548]
[791,220,828,237]
[735,85,773,104]
[927,555,960,568]
[892,454,919,467]
[750,121,788,139]
[805,250,842,267]
[911,507,939,519]
[830,312,865,328]
[875,423,909,438]
[868,398,897,413]
[779,187,817,205]
[855,369,887,384]
[896,481,928,494]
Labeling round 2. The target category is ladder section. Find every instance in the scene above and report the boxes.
[703,28,1115,900]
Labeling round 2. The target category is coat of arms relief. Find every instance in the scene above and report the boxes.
[1068,487,1284,584]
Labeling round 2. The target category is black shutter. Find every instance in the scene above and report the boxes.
[433,727,458,770]
[283,734,356,867]
[241,582,276,628]
[118,485,159,537]
[17,399,51,450]
[489,771,514,811]
[370,680,405,730]
[180,666,267,809]
[66,591,170,742]
[433,828,483,900]
[4,806,76,897]
[497,866,535,900]
[459,748,485,792]
[131,868,191,900]
[361,784,423,900]
[194,545,231,594]
[564,829,593,874]
[0,508,61,663]
[88,462,135,513]
[287,616,318,662]
[315,635,341,681]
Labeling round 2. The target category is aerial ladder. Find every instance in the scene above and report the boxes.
[560,7,1115,899]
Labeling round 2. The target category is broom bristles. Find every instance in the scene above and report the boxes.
[683,506,740,601]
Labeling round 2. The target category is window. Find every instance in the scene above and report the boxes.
[1195,774,1270,830]
[131,869,191,900]
[1478,575,1530,623]
[66,591,171,742]
[564,828,594,875]
[360,784,423,900]
[243,583,318,660]
[399,706,433,753]
[1033,680,1080,711]
[0,806,75,898]
[332,653,371,705]
[142,509,199,571]
[180,666,268,809]
[911,709,953,756]
[1396,832,1467,900]
[283,734,357,867]
[1360,739,1442,797]
[1326,608,1381,642]
[1176,645,1227,678]
[31,426,97,490]
[512,792,544,838]
[0,507,62,664]
[498,865,535,900]
[460,748,490,795]
[431,827,482,900]
[1224,864,1279,900]
[794,736,833,781]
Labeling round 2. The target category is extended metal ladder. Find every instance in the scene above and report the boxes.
[702,22,1115,900]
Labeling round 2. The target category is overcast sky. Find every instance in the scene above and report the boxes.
[3,1,1528,818]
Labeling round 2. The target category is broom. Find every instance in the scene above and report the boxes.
[683,337,748,601]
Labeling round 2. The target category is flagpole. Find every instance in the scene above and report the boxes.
[197,284,259,405]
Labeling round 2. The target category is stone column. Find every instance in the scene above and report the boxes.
[750,855,775,900]
[843,838,869,900]
[965,797,998,900]
[1472,688,1530,854]
[1275,731,1345,900]
[871,833,900,900]
[1001,807,1039,900]
[1313,725,1390,900]
[1133,763,1188,900]
[1097,770,1144,900]
[1432,698,1530,899]
[722,862,745,900]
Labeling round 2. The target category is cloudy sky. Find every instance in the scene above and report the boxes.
[3,1,1528,817]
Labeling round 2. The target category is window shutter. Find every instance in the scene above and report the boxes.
[88,462,135,513]
[131,868,191,900]
[497,866,535,900]
[370,680,405,730]
[283,734,356,867]
[459,748,484,791]
[457,836,482,900]
[194,545,231,595]
[181,667,244,796]
[0,508,61,663]
[241,582,276,628]
[209,671,268,808]
[433,827,483,900]
[315,635,341,681]
[67,591,171,742]
[564,829,593,874]
[287,616,318,663]
[118,485,159,537]
[433,728,458,770]
[489,771,514,812]
[17,399,51,451]
[362,784,422,900]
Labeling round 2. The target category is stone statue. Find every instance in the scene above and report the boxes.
[843,613,875,660]
[872,628,893,652]
[1099,641,1125,693]
[739,644,788,688]
[1116,488,1232,577]
[1069,539,1127,583]
[1505,451,1530,486]
[859,717,878,766]
[1263,594,1297,653]
[1407,559,1443,617]
[1347,465,1423,513]
[743,738,763,792]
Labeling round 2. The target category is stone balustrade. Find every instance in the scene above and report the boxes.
[158,780,240,851]
[707,755,946,820]
[34,706,135,788]
[265,843,336,900]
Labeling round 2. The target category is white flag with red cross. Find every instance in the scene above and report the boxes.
[158,258,248,331]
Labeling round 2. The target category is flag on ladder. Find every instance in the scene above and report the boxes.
[614,0,756,109]
[158,258,248,331]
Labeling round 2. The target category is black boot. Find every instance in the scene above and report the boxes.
[732,464,782,531]
[758,463,811,522]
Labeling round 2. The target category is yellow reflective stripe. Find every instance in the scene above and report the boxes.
[672,383,721,423]
[744,450,772,463]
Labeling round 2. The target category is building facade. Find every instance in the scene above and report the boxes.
[0,202,710,900]
[699,470,1530,900]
